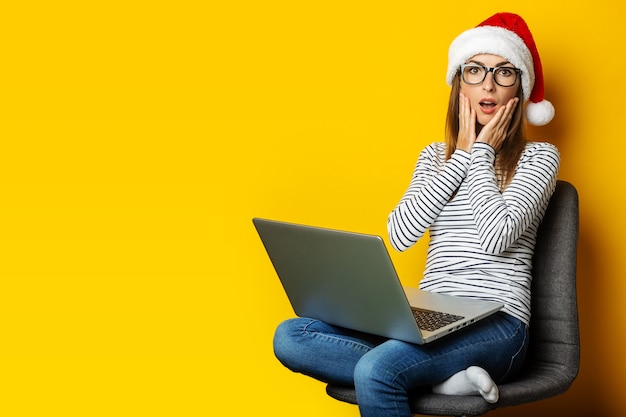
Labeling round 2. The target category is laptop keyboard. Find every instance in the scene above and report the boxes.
[411,308,465,331]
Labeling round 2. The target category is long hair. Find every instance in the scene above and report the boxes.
[445,72,526,190]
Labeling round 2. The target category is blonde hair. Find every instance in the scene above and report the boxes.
[445,72,526,190]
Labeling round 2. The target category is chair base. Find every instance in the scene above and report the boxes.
[326,384,495,417]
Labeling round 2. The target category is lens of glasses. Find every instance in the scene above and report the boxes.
[461,65,519,87]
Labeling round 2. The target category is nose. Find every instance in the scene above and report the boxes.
[482,71,496,92]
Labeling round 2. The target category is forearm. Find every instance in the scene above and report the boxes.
[388,148,470,251]
[466,143,560,254]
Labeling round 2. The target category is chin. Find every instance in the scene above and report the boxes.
[476,115,494,126]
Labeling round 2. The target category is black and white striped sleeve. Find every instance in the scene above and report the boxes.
[466,142,560,255]
[387,143,470,252]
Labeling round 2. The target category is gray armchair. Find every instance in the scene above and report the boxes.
[326,180,580,417]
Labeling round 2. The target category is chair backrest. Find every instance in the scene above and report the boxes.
[524,179,580,384]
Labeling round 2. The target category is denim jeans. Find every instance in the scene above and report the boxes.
[273,312,528,417]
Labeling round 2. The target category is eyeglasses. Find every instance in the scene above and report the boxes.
[460,64,521,87]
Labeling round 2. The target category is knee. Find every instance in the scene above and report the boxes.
[273,318,319,369]
[353,350,406,411]
[353,350,390,389]
[353,340,416,394]
[273,318,299,366]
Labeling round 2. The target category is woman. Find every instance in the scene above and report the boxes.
[273,13,559,417]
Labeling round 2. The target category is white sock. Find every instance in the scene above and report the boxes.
[431,366,499,403]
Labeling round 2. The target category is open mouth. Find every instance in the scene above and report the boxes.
[478,99,497,114]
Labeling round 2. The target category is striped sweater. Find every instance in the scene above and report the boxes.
[388,141,560,324]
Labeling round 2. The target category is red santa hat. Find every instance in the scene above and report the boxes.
[446,13,554,126]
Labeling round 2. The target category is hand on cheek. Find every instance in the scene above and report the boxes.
[457,93,477,153]
[476,97,519,152]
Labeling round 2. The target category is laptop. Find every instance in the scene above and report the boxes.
[253,217,503,344]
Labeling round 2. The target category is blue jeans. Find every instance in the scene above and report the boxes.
[273,312,528,417]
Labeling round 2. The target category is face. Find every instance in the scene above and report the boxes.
[459,54,520,126]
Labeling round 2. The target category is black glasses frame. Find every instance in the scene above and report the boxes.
[460,64,521,87]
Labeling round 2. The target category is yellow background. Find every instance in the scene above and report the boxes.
[0,1,623,416]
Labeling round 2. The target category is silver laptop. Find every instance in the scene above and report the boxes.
[253,218,503,344]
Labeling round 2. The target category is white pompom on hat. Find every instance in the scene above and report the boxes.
[446,13,554,126]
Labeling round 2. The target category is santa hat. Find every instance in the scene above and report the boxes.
[446,13,554,126]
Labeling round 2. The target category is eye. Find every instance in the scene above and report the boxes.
[496,67,515,78]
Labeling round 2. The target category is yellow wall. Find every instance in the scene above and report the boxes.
[1,1,623,416]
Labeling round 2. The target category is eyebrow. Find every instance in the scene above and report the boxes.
[467,59,514,67]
